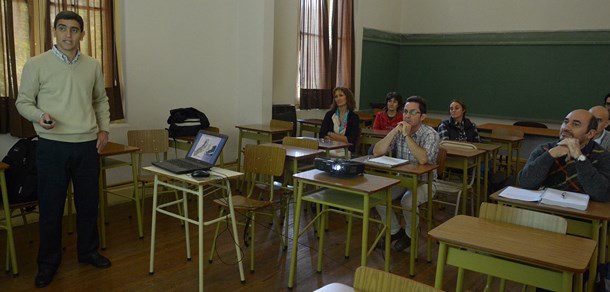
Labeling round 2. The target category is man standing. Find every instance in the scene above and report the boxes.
[373,96,439,251]
[16,11,111,288]
[589,106,610,150]
[518,109,610,202]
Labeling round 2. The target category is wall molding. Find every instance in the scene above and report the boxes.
[363,28,610,46]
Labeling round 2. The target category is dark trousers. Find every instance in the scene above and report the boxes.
[36,138,100,271]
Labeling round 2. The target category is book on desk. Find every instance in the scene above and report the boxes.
[364,156,409,168]
[498,186,589,210]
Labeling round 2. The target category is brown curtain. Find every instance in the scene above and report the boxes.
[299,0,331,110]
[0,0,123,138]
[1,0,35,137]
[299,0,354,110]
[331,0,354,92]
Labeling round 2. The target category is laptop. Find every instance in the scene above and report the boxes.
[152,130,228,174]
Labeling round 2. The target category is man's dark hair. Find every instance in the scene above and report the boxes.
[588,115,599,133]
[54,11,84,31]
[405,96,427,114]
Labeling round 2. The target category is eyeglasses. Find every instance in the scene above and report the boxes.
[403,109,420,116]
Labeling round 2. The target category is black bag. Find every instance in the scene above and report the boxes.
[167,107,210,138]
[2,136,38,204]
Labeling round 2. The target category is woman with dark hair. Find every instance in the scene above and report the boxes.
[319,87,360,154]
[437,99,481,142]
[373,92,403,130]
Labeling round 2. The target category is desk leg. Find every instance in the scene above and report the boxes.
[148,175,160,275]
[288,180,304,288]
[588,220,600,292]
[475,156,481,215]
[224,178,245,282]
[434,242,448,289]
[507,142,513,177]
[482,152,490,212]
[600,220,607,263]
[410,180,418,276]
[183,186,191,260]
[385,188,391,272]
[198,186,204,292]
[131,153,143,238]
[427,176,433,263]
[237,130,244,172]
[361,196,370,267]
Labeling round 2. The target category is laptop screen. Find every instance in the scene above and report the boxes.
[186,130,228,165]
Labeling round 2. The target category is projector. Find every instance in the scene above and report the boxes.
[314,157,365,177]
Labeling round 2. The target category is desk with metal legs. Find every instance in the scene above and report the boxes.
[351,155,438,276]
[145,166,245,292]
[287,169,399,289]
[491,190,610,292]
[430,215,595,292]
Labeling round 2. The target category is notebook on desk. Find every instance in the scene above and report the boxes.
[152,130,228,174]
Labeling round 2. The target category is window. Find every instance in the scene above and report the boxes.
[298,0,353,110]
[1,0,123,137]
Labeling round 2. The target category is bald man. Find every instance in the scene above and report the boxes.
[589,106,610,150]
[518,109,610,202]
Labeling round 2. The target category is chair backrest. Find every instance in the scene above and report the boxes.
[244,144,286,177]
[513,121,548,129]
[282,136,319,149]
[353,266,443,292]
[479,202,567,234]
[439,140,477,150]
[491,127,524,138]
[127,129,169,154]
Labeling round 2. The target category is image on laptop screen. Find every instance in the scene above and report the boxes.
[187,131,227,164]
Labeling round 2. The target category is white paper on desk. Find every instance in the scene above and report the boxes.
[498,186,544,202]
[366,156,409,167]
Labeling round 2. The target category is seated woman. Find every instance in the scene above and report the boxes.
[319,87,360,155]
[437,99,481,143]
[373,92,403,131]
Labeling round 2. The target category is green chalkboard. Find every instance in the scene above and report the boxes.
[360,29,610,123]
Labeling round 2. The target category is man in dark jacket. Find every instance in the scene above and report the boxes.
[518,109,610,202]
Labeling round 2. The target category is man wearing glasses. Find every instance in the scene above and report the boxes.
[372,96,440,251]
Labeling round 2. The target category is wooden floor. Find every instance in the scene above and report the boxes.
[1,188,525,291]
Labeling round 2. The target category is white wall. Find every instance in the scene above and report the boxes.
[400,0,610,33]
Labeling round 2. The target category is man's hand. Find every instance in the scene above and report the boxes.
[39,113,55,129]
[557,138,582,159]
[396,121,412,136]
[96,131,109,154]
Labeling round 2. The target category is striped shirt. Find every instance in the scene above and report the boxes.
[389,124,440,180]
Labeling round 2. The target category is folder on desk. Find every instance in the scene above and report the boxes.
[365,156,409,168]
[540,188,589,211]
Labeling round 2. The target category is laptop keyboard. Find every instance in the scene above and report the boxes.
[169,159,204,168]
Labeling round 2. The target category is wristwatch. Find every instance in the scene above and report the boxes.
[577,154,587,162]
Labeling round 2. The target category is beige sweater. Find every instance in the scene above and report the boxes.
[16,50,110,142]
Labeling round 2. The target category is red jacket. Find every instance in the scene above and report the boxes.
[373,111,403,130]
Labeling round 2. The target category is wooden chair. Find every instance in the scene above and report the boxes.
[423,117,442,130]
[477,202,567,292]
[513,121,547,128]
[434,141,477,216]
[127,129,182,217]
[491,128,524,175]
[0,162,38,275]
[353,266,443,291]
[209,144,286,272]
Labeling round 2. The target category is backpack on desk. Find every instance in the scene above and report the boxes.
[167,107,210,138]
[2,136,38,204]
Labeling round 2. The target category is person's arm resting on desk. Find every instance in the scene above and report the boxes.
[373,122,431,165]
